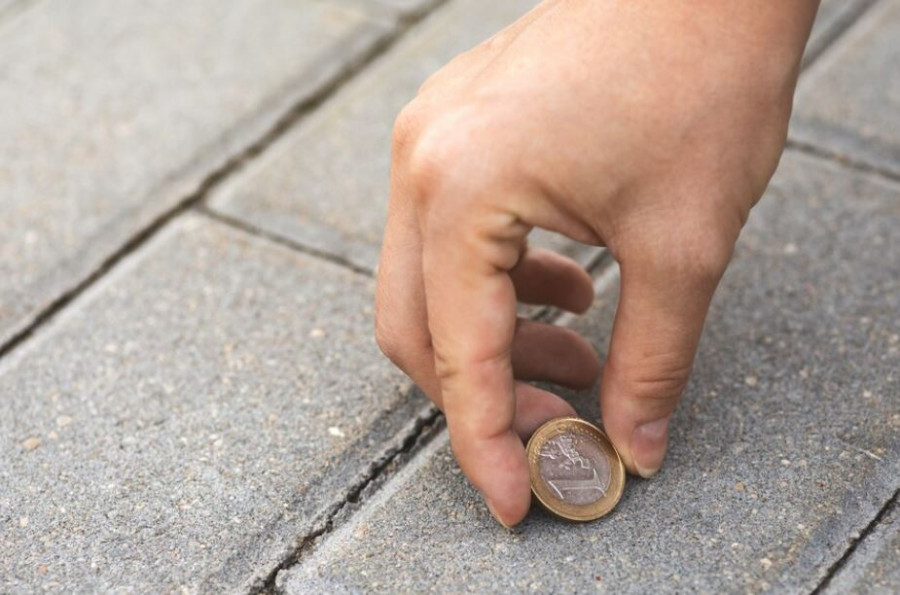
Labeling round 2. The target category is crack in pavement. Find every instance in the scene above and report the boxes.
[785,139,900,186]
[255,405,445,594]
[264,253,618,592]
[195,205,376,278]
[801,0,880,70]
[0,0,451,366]
[812,487,900,594]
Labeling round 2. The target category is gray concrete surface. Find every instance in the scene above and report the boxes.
[805,0,878,65]
[1,0,897,592]
[0,215,430,592]
[278,151,900,593]
[0,0,28,22]
[207,0,596,273]
[792,0,900,175]
[366,0,443,18]
[826,497,900,594]
[0,0,391,348]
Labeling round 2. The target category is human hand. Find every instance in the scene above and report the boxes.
[375,0,819,527]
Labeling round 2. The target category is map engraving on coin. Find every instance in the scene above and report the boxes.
[526,417,625,521]
[538,433,611,506]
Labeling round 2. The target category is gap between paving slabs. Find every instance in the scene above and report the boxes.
[790,0,900,180]
[785,139,900,187]
[0,0,38,25]
[322,0,444,23]
[802,0,880,69]
[815,487,900,593]
[0,0,448,366]
[266,250,614,590]
[196,205,375,278]
[0,0,403,350]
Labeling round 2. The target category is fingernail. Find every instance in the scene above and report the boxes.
[485,498,513,530]
[631,417,670,478]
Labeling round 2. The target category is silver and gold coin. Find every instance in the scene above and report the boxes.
[526,417,625,522]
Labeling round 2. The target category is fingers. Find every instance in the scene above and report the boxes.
[512,382,577,440]
[509,247,594,313]
[380,101,599,528]
[511,320,599,388]
[375,145,438,397]
[381,311,600,404]
[377,200,599,399]
[376,162,597,478]
[600,246,728,478]
[419,200,532,528]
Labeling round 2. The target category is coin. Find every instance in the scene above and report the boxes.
[526,417,625,522]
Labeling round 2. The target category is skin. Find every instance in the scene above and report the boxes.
[375,0,821,528]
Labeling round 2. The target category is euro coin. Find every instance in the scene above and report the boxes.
[526,417,625,522]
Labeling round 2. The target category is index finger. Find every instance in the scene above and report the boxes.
[420,201,532,528]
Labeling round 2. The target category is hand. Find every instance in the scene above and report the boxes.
[375,0,818,527]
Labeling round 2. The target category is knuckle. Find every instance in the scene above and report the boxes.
[678,235,734,283]
[432,350,458,384]
[374,304,433,373]
[607,350,693,406]
[406,110,496,203]
[632,224,735,286]
[628,369,691,404]
[373,310,404,365]
[392,101,426,157]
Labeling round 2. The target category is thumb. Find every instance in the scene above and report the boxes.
[601,248,727,478]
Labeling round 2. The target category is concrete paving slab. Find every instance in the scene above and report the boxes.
[353,0,443,18]
[792,0,900,175]
[826,497,900,594]
[207,0,597,273]
[0,0,24,20]
[0,215,430,592]
[278,150,900,593]
[805,0,877,66]
[0,0,392,348]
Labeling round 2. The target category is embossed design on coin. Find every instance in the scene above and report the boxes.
[526,417,625,522]
[538,433,611,505]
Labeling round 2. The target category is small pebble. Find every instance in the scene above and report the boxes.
[744,376,758,387]
[328,427,345,438]
[22,437,41,451]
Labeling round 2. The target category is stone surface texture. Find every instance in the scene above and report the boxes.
[0,215,427,592]
[278,151,900,593]
[367,0,443,17]
[207,0,596,272]
[0,0,23,20]
[792,0,900,174]
[1,0,898,592]
[805,0,877,64]
[826,498,900,594]
[0,0,391,347]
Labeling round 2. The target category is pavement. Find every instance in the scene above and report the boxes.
[0,0,897,593]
